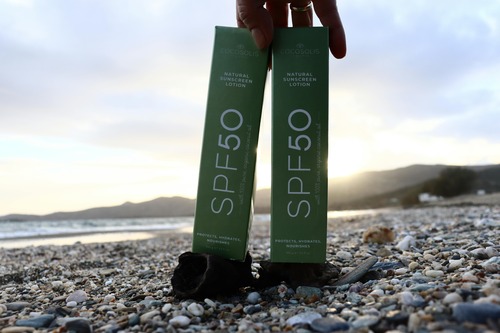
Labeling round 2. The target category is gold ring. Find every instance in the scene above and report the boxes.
[290,2,312,12]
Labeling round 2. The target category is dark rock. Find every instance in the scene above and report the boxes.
[171,252,254,299]
[257,261,340,288]
[65,318,93,333]
[16,314,55,328]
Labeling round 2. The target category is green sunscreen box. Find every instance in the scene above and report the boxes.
[271,27,329,263]
[192,26,269,261]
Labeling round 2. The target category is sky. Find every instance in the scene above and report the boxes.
[1,0,499,215]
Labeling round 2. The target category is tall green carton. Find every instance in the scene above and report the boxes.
[192,27,269,261]
[271,27,329,263]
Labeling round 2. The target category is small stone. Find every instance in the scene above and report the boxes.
[128,314,140,327]
[64,319,92,333]
[6,302,31,311]
[471,248,489,259]
[66,290,88,304]
[286,311,322,326]
[398,291,425,307]
[169,315,190,328]
[396,235,415,251]
[443,292,463,304]
[15,315,55,328]
[1,327,35,333]
[296,286,322,299]
[351,315,379,329]
[140,310,160,324]
[425,270,444,278]
[481,257,500,273]
[394,268,408,275]
[187,302,204,316]
[408,261,419,271]
[336,250,353,261]
[103,294,115,303]
[243,304,261,315]
[0,304,6,315]
[204,298,217,308]
[485,246,498,258]
[310,316,349,332]
[461,271,479,282]
[448,259,463,270]
[369,289,385,297]
[453,303,500,324]
[407,313,421,332]
[66,301,78,308]
[246,291,261,304]
[161,303,172,313]
[376,247,393,257]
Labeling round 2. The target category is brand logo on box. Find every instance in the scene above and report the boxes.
[221,44,260,57]
[280,43,320,56]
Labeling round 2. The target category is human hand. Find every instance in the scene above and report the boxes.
[236,0,346,59]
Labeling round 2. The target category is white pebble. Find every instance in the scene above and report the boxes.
[204,298,216,308]
[443,292,463,304]
[396,235,415,251]
[448,259,463,270]
[369,289,385,297]
[0,304,7,315]
[425,270,444,278]
[169,315,190,328]
[161,303,172,313]
[66,301,78,307]
[187,302,204,316]
[395,268,408,275]
[486,247,498,258]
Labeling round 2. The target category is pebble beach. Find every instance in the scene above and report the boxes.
[1,204,499,333]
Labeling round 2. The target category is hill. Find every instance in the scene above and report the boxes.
[1,196,195,222]
[1,164,499,221]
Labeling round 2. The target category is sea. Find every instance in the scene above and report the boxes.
[0,209,381,248]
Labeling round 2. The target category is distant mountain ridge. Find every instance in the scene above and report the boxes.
[2,164,499,221]
[1,196,196,222]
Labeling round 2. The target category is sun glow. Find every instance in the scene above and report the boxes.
[329,138,366,178]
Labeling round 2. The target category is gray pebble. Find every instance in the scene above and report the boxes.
[169,315,190,328]
[243,304,261,315]
[246,291,261,304]
[15,314,55,328]
[351,315,380,329]
[310,316,349,332]
[66,290,88,303]
[296,286,322,299]
[452,303,500,324]
[6,302,31,311]
[286,311,322,326]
